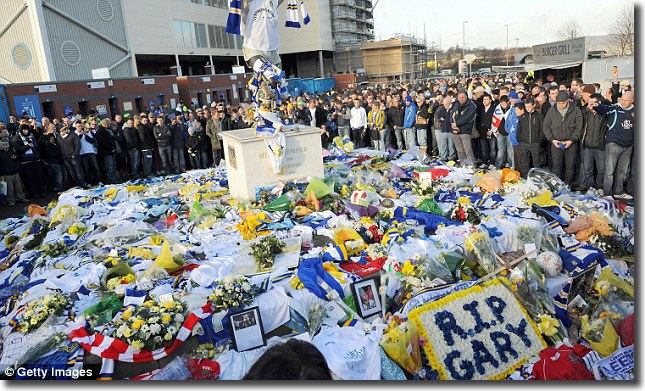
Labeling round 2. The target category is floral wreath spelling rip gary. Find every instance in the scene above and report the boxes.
[408,278,546,381]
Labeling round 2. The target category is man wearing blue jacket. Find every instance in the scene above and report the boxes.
[449,91,477,164]
[505,90,521,170]
[403,96,418,150]
[590,90,634,200]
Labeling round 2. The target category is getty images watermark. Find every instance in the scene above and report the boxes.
[3,366,94,379]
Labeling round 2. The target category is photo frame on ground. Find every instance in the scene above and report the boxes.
[227,306,266,352]
[350,276,382,319]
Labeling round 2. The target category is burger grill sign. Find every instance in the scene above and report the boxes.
[533,37,586,64]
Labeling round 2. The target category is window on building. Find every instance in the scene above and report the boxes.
[196,23,207,47]
[173,20,184,46]
[192,0,204,4]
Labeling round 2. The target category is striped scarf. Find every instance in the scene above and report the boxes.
[285,0,310,28]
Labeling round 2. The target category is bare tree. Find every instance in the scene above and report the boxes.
[607,3,634,56]
[557,19,583,40]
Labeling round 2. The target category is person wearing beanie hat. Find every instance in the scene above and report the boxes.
[403,95,418,149]
[508,90,520,100]
[543,90,583,186]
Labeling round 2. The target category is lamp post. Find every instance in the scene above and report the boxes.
[462,21,468,59]
[505,24,509,66]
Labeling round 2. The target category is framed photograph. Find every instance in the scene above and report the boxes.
[227,306,266,352]
[351,276,382,319]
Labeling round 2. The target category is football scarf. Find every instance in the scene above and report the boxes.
[285,0,310,28]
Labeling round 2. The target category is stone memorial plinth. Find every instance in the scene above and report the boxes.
[221,127,324,200]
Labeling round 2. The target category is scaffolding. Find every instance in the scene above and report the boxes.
[331,0,374,74]
[360,35,428,85]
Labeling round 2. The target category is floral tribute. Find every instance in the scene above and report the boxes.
[208,276,262,311]
[446,197,481,225]
[112,299,186,351]
[14,292,71,334]
[408,278,545,380]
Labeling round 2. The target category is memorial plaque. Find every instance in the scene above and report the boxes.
[221,127,324,200]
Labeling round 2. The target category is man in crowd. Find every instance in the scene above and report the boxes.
[543,91,584,186]
[591,90,634,200]
[515,98,545,178]
[350,98,368,148]
[449,91,477,164]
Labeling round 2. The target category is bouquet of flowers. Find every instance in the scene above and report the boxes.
[113,300,186,351]
[191,343,230,360]
[15,292,71,334]
[353,217,384,244]
[24,218,50,251]
[589,233,631,258]
[413,180,435,197]
[399,254,453,293]
[106,273,136,293]
[380,319,422,375]
[320,195,346,215]
[250,236,286,270]
[464,229,497,273]
[208,276,262,311]
[345,239,368,257]
[375,207,394,223]
[446,197,481,225]
[41,241,70,258]
[67,222,87,236]
[366,243,388,261]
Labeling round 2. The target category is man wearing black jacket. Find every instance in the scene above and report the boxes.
[41,133,65,191]
[137,115,156,178]
[448,91,477,164]
[478,93,496,166]
[581,94,608,191]
[387,97,405,149]
[122,117,140,179]
[57,125,85,188]
[95,119,118,184]
[515,99,546,178]
[11,125,47,198]
[0,128,28,205]
[154,116,172,175]
[170,114,186,173]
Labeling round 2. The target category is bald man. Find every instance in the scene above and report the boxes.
[590,90,634,200]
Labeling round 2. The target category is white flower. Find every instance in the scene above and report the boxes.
[174,314,184,323]
[242,282,251,291]
[149,324,162,335]
[215,288,224,296]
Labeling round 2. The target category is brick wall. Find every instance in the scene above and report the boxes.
[3,73,254,120]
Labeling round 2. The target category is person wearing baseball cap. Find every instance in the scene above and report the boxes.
[543,90,583,186]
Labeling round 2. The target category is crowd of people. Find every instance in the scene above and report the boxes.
[0,67,634,207]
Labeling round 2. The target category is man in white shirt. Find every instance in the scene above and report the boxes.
[308,99,317,128]
[350,99,367,148]
[75,121,100,186]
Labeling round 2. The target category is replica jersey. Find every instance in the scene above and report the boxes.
[243,0,280,52]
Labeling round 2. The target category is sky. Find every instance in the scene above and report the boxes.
[372,0,635,50]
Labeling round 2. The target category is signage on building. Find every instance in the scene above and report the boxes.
[88,81,105,89]
[202,77,211,83]
[92,67,110,80]
[64,106,73,115]
[232,66,245,74]
[96,105,108,115]
[13,95,42,120]
[232,84,238,100]
[35,85,57,93]
[172,84,179,94]
[533,37,586,64]
[123,101,133,111]
[142,78,156,85]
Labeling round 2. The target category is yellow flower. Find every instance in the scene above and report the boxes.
[290,276,303,290]
[164,333,173,341]
[457,197,471,205]
[150,235,165,246]
[401,260,415,276]
[538,314,559,336]
[122,309,133,321]
[161,314,172,324]
[162,301,176,309]
[131,319,145,330]
[123,328,132,338]
[131,340,144,350]
[143,300,155,307]
[595,280,611,295]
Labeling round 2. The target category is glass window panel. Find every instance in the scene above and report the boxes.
[173,20,184,46]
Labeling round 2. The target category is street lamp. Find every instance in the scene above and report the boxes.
[505,24,509,66]
[462,21,468,59]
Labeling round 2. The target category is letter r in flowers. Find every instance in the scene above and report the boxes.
[489,331,518,363]
[471,339,500,375]
[434,310,468,346]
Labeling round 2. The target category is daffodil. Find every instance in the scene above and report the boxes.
[401,260,415,276]
[538,314,559,336]
[131,340,144,350]
[131,319,145,330]
[122,309,133,321]
[161,314,172,324]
